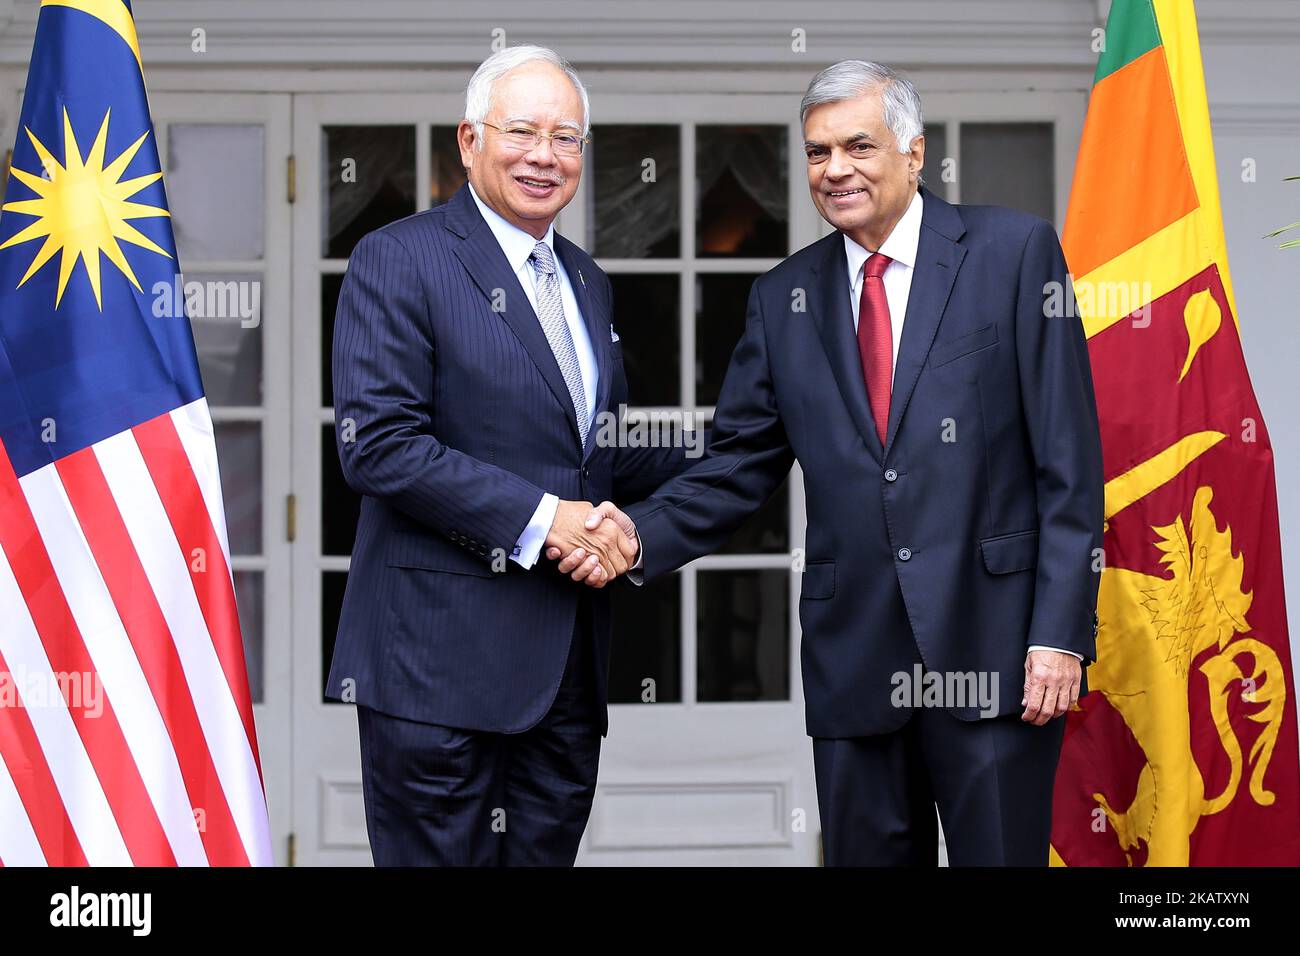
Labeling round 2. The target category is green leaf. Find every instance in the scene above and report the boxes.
[1264,221,1300,238]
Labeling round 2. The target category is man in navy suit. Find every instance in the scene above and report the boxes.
[326,45,687,866]
[553,60,1104,865]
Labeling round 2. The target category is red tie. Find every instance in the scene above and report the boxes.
[857,252,893,446]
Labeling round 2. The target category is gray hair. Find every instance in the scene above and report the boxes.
[464,45,591,149]
[799,60,924,153]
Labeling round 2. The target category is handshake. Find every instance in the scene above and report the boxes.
[543,500,639,588]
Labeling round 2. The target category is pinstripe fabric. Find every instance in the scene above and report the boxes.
[325,185,688,735]
[356,609,601,866]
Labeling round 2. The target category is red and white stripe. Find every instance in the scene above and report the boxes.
[0,398,272,866]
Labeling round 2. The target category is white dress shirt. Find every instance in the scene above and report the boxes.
[468,185,599,569]
[844,189,1079,663]
[845,187,923,386]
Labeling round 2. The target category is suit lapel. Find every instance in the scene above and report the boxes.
[808,233,884,461]
[445,186,585,452]
[556,235,610,462]
[883,189,967,456]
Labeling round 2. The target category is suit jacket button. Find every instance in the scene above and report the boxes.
[582,466,590,479]
[897,547,912,561]
[884,468,898,482]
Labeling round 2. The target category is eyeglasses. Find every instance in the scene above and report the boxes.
[482,121,589,157]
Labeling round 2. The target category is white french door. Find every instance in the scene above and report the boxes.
[563,94,823,865]
[286,91,822,866]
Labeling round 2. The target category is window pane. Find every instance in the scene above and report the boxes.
[167,124,264,262]
[922,122,949,201]
[608,274,680,406]
[589,125,680,258]
[608,572,682,704]
[429,125,466,207]
[234,571,264,704]
[189,273,263,407]
[717,476,789,555]
[959,122,1054,221]
[322,571,349,703]
[322,424,362,557]
[322,125,415,259]
[697,569,790,702]
[697,125,788,257]
[696,272,758,405]
[321,273,343,408]
[214,422,261,556]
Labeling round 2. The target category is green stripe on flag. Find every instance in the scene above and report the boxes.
[1095,0,1162,84]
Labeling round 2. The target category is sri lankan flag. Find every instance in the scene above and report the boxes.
[1050,0,1300,866]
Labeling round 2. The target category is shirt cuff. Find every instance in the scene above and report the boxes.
[625,531,645,586]
[1027,644,1083,661]
[511,493,558,569]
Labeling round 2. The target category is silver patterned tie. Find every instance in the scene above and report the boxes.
[528,241,590,447]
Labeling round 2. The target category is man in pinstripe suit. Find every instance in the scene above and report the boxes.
[325,46,686,865]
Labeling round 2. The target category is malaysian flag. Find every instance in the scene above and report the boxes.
[0,1,272,865]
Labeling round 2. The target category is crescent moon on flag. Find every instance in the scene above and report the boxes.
[39,0,142,74]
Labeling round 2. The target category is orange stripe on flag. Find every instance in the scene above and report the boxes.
[1063,45,1200,278]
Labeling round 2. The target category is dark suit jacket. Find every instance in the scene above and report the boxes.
[626,186,1104,737]
[325,185,686,735]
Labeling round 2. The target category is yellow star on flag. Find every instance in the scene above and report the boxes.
[1,106,171,309]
